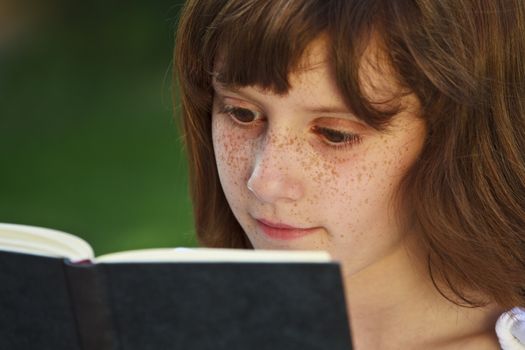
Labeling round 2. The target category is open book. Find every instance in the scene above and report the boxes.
[0,223,352,350]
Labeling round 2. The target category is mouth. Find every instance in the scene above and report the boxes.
[255,218,319,241]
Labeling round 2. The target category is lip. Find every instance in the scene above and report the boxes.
[255,218,318,240]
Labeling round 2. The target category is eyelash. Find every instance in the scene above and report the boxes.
[311,126,362,149]
[219,105,264,126]
[218,104,362,149]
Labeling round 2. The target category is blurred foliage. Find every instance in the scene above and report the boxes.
[0,0,197,254]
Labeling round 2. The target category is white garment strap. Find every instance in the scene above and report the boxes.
[496,307,525,350]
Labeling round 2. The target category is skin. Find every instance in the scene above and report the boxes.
[211,38,502,349]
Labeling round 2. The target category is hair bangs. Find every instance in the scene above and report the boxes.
[202,0,331,94]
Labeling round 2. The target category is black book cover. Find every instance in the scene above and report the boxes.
[0,250,353,350]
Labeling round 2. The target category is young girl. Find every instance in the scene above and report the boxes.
[174,1,525,349]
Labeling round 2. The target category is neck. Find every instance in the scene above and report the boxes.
[342,237,503,350]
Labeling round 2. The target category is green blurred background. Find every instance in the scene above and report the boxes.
[0,0,197,254]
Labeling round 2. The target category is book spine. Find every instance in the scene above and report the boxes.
[64,261,117,350]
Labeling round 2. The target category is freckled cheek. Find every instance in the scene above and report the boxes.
[212,122,255,187]
[315,154,396,214]
[335,142,420,214]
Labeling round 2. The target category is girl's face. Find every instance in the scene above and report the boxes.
[212,39,426,277]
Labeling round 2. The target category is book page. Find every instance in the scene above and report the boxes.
[0,223,332,264]
[0,223,94,261]
[96,247,332,263]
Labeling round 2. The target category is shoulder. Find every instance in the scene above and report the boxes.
[496,307,525,350]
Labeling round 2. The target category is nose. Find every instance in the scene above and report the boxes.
[246,133,304,204]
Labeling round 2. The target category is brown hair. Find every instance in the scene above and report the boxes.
[174,0,525,308]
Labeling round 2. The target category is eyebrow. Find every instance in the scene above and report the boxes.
[212,79,356,117]
[305,105,353,115]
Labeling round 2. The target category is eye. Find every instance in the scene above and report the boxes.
[312,126,362,148]
[220,105,263,125]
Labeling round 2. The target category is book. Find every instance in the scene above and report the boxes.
[0,223,353,350]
